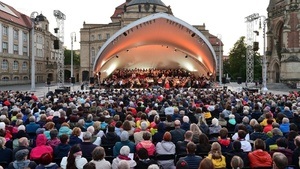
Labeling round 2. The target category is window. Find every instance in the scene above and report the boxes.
[2,26,8,36]
[13,76,19,81]
[13,61,18,70]
[2,60,8,70]
[2,77,9,81]
[37,49,43,57]
[23,46,28,56]
[106,33,110,39]
[91,47,95,64]
[23,32,28,42]
[13,29,18,40]
[91,35,95,41]
[2,42,8,53]
[23,76,29,80]
[22,61,27,70]
[98,34,102,40]
[13,44,18,54]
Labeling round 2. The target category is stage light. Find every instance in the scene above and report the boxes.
[185,55,188,58]
[191,33,195,37]
[123,32,127,36]
[116,55,119,58]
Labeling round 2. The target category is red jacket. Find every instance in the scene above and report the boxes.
[248,149,272,168]
[136,140,156,156]
[30,134,53,160]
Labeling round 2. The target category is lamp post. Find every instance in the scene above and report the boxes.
[70,32,76,79]
[217,34,222,85]
[30,11,39,91]
[260,16,268,93]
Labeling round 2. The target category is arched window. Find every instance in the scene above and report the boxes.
[23,76,29,80]
[13,76,19,81]
[22,61,28,70]
[2,60,8,70]
[13,61,19,70]
[2,77,9,81]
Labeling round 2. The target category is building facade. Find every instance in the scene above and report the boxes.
[0,2,60,86]
[266,0,300,85]
[80,0,223,83]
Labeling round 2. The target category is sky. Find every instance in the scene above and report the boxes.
[1,0,269,55]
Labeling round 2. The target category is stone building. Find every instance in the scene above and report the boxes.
[0,2,59,86]
[266,0,300,85]
[80,0,223,83]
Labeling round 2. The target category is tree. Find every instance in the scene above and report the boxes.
[224,36,262,82]
[64,48,80,65]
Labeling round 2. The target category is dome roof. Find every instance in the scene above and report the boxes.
[36,13,47,21]
[127,0,166,7]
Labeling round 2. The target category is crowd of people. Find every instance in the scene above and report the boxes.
[0,78,300,169]
[100,68,213,89]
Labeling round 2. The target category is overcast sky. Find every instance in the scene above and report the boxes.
[1,0,269,55]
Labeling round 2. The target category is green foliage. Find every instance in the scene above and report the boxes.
[224,36,262,82]
[64,48,80,65]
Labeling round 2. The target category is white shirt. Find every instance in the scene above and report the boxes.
[91,159,112,169]
[60,156,88,169]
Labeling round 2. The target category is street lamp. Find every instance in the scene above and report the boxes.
[70,32,76,79]
[30,11,39,91]
[217,34,222,85]
[259,16,268,93]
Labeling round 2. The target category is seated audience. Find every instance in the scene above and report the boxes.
[90,147,111,169]
[206,142,226,169]
[30,134,53,161]
[250,124,268,141]
[136,132,156,157]
[176,130,193,155]
[272,152,288,169]
[248,138,272,168]
[179,142,202,169]
[170,120,186,144]
[196,133,211,154]
[218,128,232,153]
[79,131,98,160]
[101,125,120,146]
[269,137,293,165]
[198,158,215,169]
[8,149,37,169]
[135,148,157,169]
[60,144,88,169]
[54,134,71,159]
[112,146,136,169]
[230,156,244,169]
[113,131,135,157]
[35,152,59,169]
[0,136,13,166]
[155,132,175,169]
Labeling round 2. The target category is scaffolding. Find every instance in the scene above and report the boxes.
[53,10,66,87]
[245,13,259,85]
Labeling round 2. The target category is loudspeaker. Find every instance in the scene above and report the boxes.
[222,77,226,84]
[47,78,51,85]
[89,77,94,84]
[54,40,59,49]
[253,42,259,51]
[237,77,242,84]
[71,77,75,84]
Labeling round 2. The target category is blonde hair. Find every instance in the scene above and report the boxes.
[190,123,202,135]
[210,142,222,159]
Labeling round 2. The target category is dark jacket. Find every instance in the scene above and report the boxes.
[225,149,249,168]
[101,132,121,146]
[136,159,157,169]
[54,143,71,158]
[68,135,82,146]
[79,142,98,159]
[179,154,202,169]
[250,132,269,141]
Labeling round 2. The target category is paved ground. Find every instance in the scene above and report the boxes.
[0,82,295,99]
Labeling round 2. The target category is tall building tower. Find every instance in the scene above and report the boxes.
[266,0,300,85]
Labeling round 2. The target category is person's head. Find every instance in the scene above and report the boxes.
[176,159,189,169]
[83,162,96,169]
[276,137,288,148]
[40,152,53,165]
[294,135,300,147]
[107,125,115,133]
[0,137,6,148]
[219,128,228,139]
[117,160,130,169]
[137,147,148,160]
[186,142,196,154]
[282,117,289,124]
[163,131,172,142]
[182,116,189,123]
[231,156,244,169]
[60,134,69,144]
[198,158,215,169]
[120,146,130,156]
[253,124,263,132]
[210,142,222,159]
[45,122,55,130]
[254,138,265,150]
[92,147,105,161]
[174,120,181,128]
[72,127,81,136]
[198,133,209,145]
[83,131,92,141]
[147,164,160,169]
[50,129,58,139]
[140,121,148,131]
[272,152,288,169]
[184,130,193,141]
[18,137,29,147]
[272,128,283,137]
[211,118,219,126]
[15,149,29,161]
[122,120,132,131]
[232,140,242,151]
[67,145,82,169]
[237,130,246,140]
[142,132,151,141]
[190,123,201,135]
[120,131,129,141]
